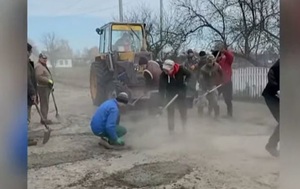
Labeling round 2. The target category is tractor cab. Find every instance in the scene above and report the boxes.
[95,22,151,64]
[90,22,153,106]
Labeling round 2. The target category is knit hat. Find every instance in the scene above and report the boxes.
[138,56,148,65]
[187,49,193,54]
[211,50,221,58]
[116,92,129,104]
[39,53,48,59]
[206,54,216,66]
[199,51,206,57]
[162,59,175,71]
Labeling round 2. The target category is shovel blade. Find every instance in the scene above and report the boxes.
[55,114,62,121]
[42,130,51,144]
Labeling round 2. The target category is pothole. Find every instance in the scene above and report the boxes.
[91,161,192,188]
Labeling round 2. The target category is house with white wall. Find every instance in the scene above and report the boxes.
[47,59,73,68]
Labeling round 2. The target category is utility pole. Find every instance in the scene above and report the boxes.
[119,0,123,22]
[160,0,163,59]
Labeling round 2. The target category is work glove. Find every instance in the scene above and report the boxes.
[48,79,54,89]
[116,137,125,146]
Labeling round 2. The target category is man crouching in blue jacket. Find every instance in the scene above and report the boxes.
[91,92,128,148]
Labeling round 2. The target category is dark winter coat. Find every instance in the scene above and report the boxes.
[196,55,208,82]
[262,59,280,97]
[159,64,191,101]
[28,59,37,106]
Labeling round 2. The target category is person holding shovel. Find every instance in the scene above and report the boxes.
[27,43,39,146]
[199,54,223,118]
[183,49,199,98]
[90,92,128,148]
[262,59,280,157]
[196,51,208,116]
[158,59,191,133]
[211,42,234,118]
[35,53,54,125]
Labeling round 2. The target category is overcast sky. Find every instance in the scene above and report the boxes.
[28,0,172,52]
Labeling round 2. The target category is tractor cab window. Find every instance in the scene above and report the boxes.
[99,30,105,53]
[111,25,143,52]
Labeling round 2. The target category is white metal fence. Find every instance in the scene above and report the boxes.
[232,67,269,99]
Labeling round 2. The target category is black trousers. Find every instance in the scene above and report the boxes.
[219,81,233,116]
[167,97,187,131]
[264,93,280,147]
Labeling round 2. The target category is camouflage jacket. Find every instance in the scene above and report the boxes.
[199,63,223,91]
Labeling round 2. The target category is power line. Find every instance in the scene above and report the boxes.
[55,0,133,17]
[55,0,84,15]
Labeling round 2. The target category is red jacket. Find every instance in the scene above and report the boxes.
[217,50,234,83]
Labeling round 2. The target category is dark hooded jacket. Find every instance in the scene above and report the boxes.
[262,59,280,97]
[159,64,191,101]
[28,59,37,106]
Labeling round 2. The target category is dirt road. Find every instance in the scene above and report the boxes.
[28,82,279,189]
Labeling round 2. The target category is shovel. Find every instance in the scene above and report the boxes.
[34,103,51,144]
[194,84,222,105]
[128,94,145,106]
[51,90,61,121]
[156,94,179,117]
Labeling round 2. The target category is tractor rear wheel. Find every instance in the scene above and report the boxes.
[90,61,113,106]
[90,61,131,106]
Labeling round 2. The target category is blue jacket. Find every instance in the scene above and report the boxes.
[90,99,119,141]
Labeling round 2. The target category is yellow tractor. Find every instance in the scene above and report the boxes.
[90,22,155,106]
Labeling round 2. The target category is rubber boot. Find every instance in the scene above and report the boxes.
[28,138,37,146]
[41,119,53,125]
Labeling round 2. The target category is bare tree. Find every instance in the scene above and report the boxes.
[175,0,279,66]
[175,0,235,48]
[122,5,196,60]
[41,32,60,68]
[82,46,99,62]
[41,32,74,69]
[229,0,279,62]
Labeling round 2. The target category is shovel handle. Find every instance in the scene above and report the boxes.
[34,103,50,130]
[194,84,222,104]
[130,94,145,106]
[51,91,58,112]
[162,94,179,111]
